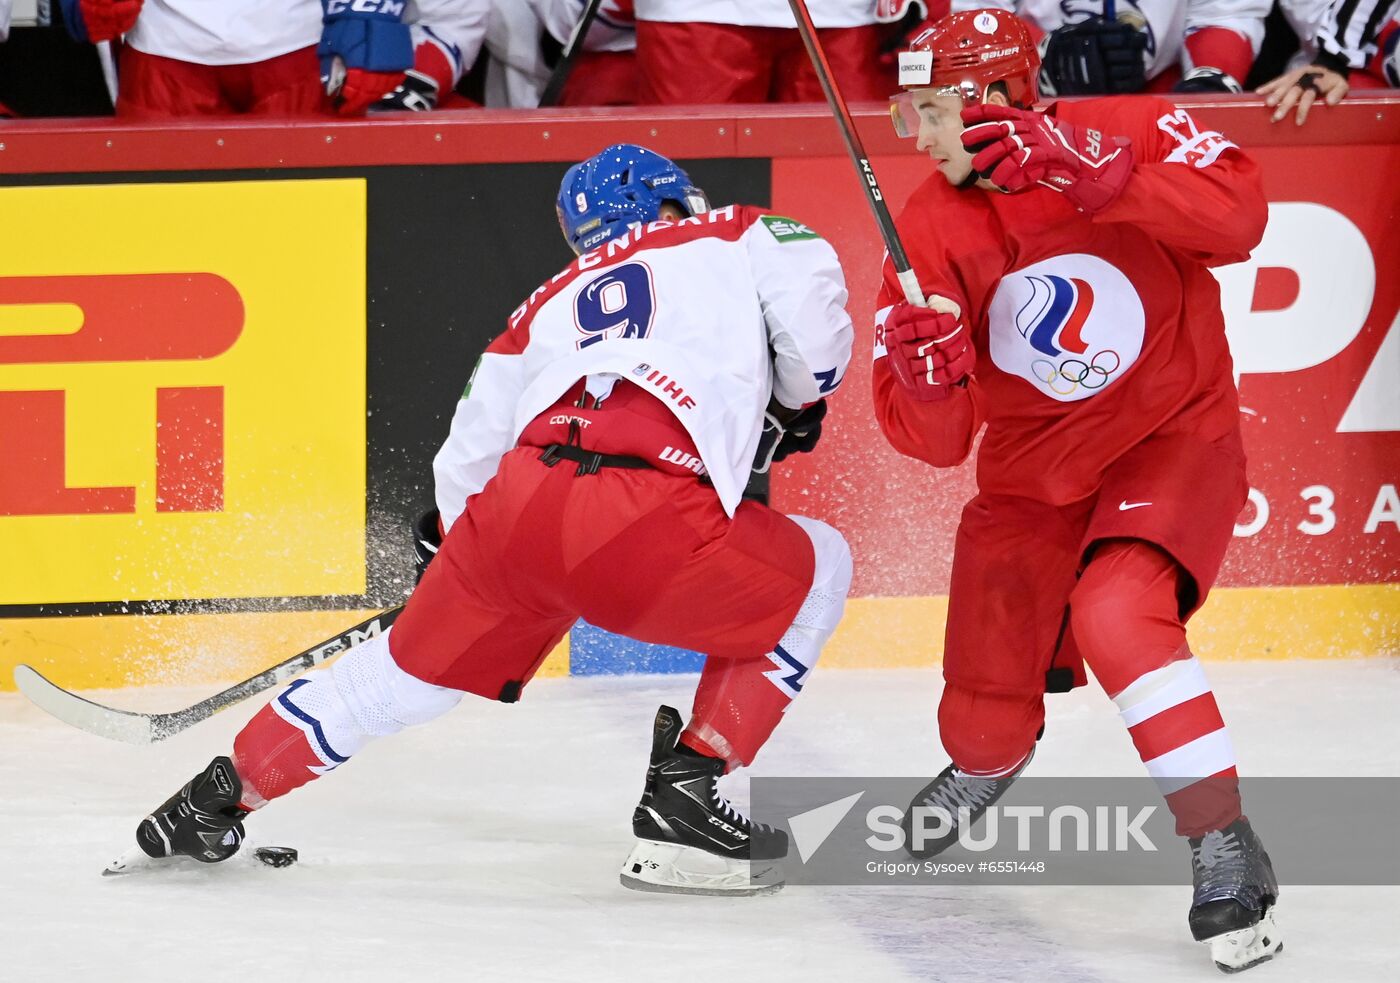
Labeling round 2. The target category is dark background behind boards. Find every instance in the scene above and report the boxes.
[0,24,113,116]
[0,158,772,616]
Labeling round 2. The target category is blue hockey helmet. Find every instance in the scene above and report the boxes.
[556,144,710,255]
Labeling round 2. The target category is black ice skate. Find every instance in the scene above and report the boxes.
[122,756,248,870]
[620,705,787,896]
[901,750,1034,859]
[1188,817,1282,973]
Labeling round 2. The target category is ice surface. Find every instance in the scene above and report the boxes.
[3,660,1398,983]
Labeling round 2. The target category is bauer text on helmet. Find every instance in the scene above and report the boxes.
[556,145,711,256]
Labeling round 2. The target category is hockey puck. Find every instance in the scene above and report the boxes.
[253,846,298,868]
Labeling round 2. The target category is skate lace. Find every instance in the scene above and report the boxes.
[920,771,999,816]
[710,778,773,835]
[1195,830,1243,872]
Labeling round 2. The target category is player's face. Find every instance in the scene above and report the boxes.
[911,91,974,185]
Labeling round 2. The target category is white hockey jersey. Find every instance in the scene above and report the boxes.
[635,0,882,29]
[433,205,853,529]
[483,0,634,109]
[952,0,1268,79]
[125,0,489,75]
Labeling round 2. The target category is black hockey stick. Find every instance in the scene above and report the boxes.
[785,0,961,317]
[13,605,405,745]
[538,0,606,107]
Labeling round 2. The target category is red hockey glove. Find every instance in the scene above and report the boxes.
[323,57,407,116]
[960,104,1135,215]
[884,302,974,402]
[78,0,143,42]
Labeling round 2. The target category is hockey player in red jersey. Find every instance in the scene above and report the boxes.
[125,145,855,896]
[877,9,1280,972]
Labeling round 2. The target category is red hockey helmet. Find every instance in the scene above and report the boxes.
[891,9,1039,137]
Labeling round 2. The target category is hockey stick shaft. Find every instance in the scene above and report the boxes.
[785,0,927,308]
[538,0,606,108]
[14,604,404,745]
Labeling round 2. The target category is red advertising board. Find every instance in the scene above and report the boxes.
[764,99,1400,597]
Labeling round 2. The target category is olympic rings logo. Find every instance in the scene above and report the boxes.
[1030,349,1120,395]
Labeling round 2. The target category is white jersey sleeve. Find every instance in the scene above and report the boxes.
[433,341,528,533]
[744,215,854,410]
[409,0,491,85]
[540,0,637,51]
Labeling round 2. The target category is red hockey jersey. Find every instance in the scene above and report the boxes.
[873,96,1267,506]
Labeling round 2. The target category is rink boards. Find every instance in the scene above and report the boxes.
[0,99,1396,690]
[0,584,1397,691]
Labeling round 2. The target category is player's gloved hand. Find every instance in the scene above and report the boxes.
[69,0,143,43]
[334,66,409,115]
[371,39,458,112]
[413,508,442,584]
[884,301,974,402]
[373,69,440,111]
[319,0,414,116]
[1172,66,1244,94]
[1039,17,1149,95]
[961,104,1135,214]
[771,399,827,463]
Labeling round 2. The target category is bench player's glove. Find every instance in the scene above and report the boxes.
[319,0,414,116]
[961,105,1135,215]
[413,508,442,584]
[884,302,974,402]
[1040,17,1149,95]
[1173,66,1244,94]
[373,69,439,111]
[372,37,460,112]
[63,0,142,43]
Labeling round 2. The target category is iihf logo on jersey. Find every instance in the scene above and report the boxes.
[988,254,1145,402]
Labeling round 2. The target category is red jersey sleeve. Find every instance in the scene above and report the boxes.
[1087,98,1268,267]
[870,250,985,468]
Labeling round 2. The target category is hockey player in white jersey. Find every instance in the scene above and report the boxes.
[122,144,856,896]
[952,0,1267,93]
[59,0,488,116]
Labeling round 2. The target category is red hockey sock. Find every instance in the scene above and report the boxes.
[231,699,334,810]
[1071,541,1242,836]
[683,648,804,770]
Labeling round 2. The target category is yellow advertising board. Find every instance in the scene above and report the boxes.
[0,180,367,603]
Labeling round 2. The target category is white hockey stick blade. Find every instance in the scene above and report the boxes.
[13,665,157,746]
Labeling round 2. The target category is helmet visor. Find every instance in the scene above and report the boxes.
[890,91,920,139]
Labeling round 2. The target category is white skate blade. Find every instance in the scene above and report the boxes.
[619,839,783,897]
[1204,906,1283,974]
[103,841,297,877]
